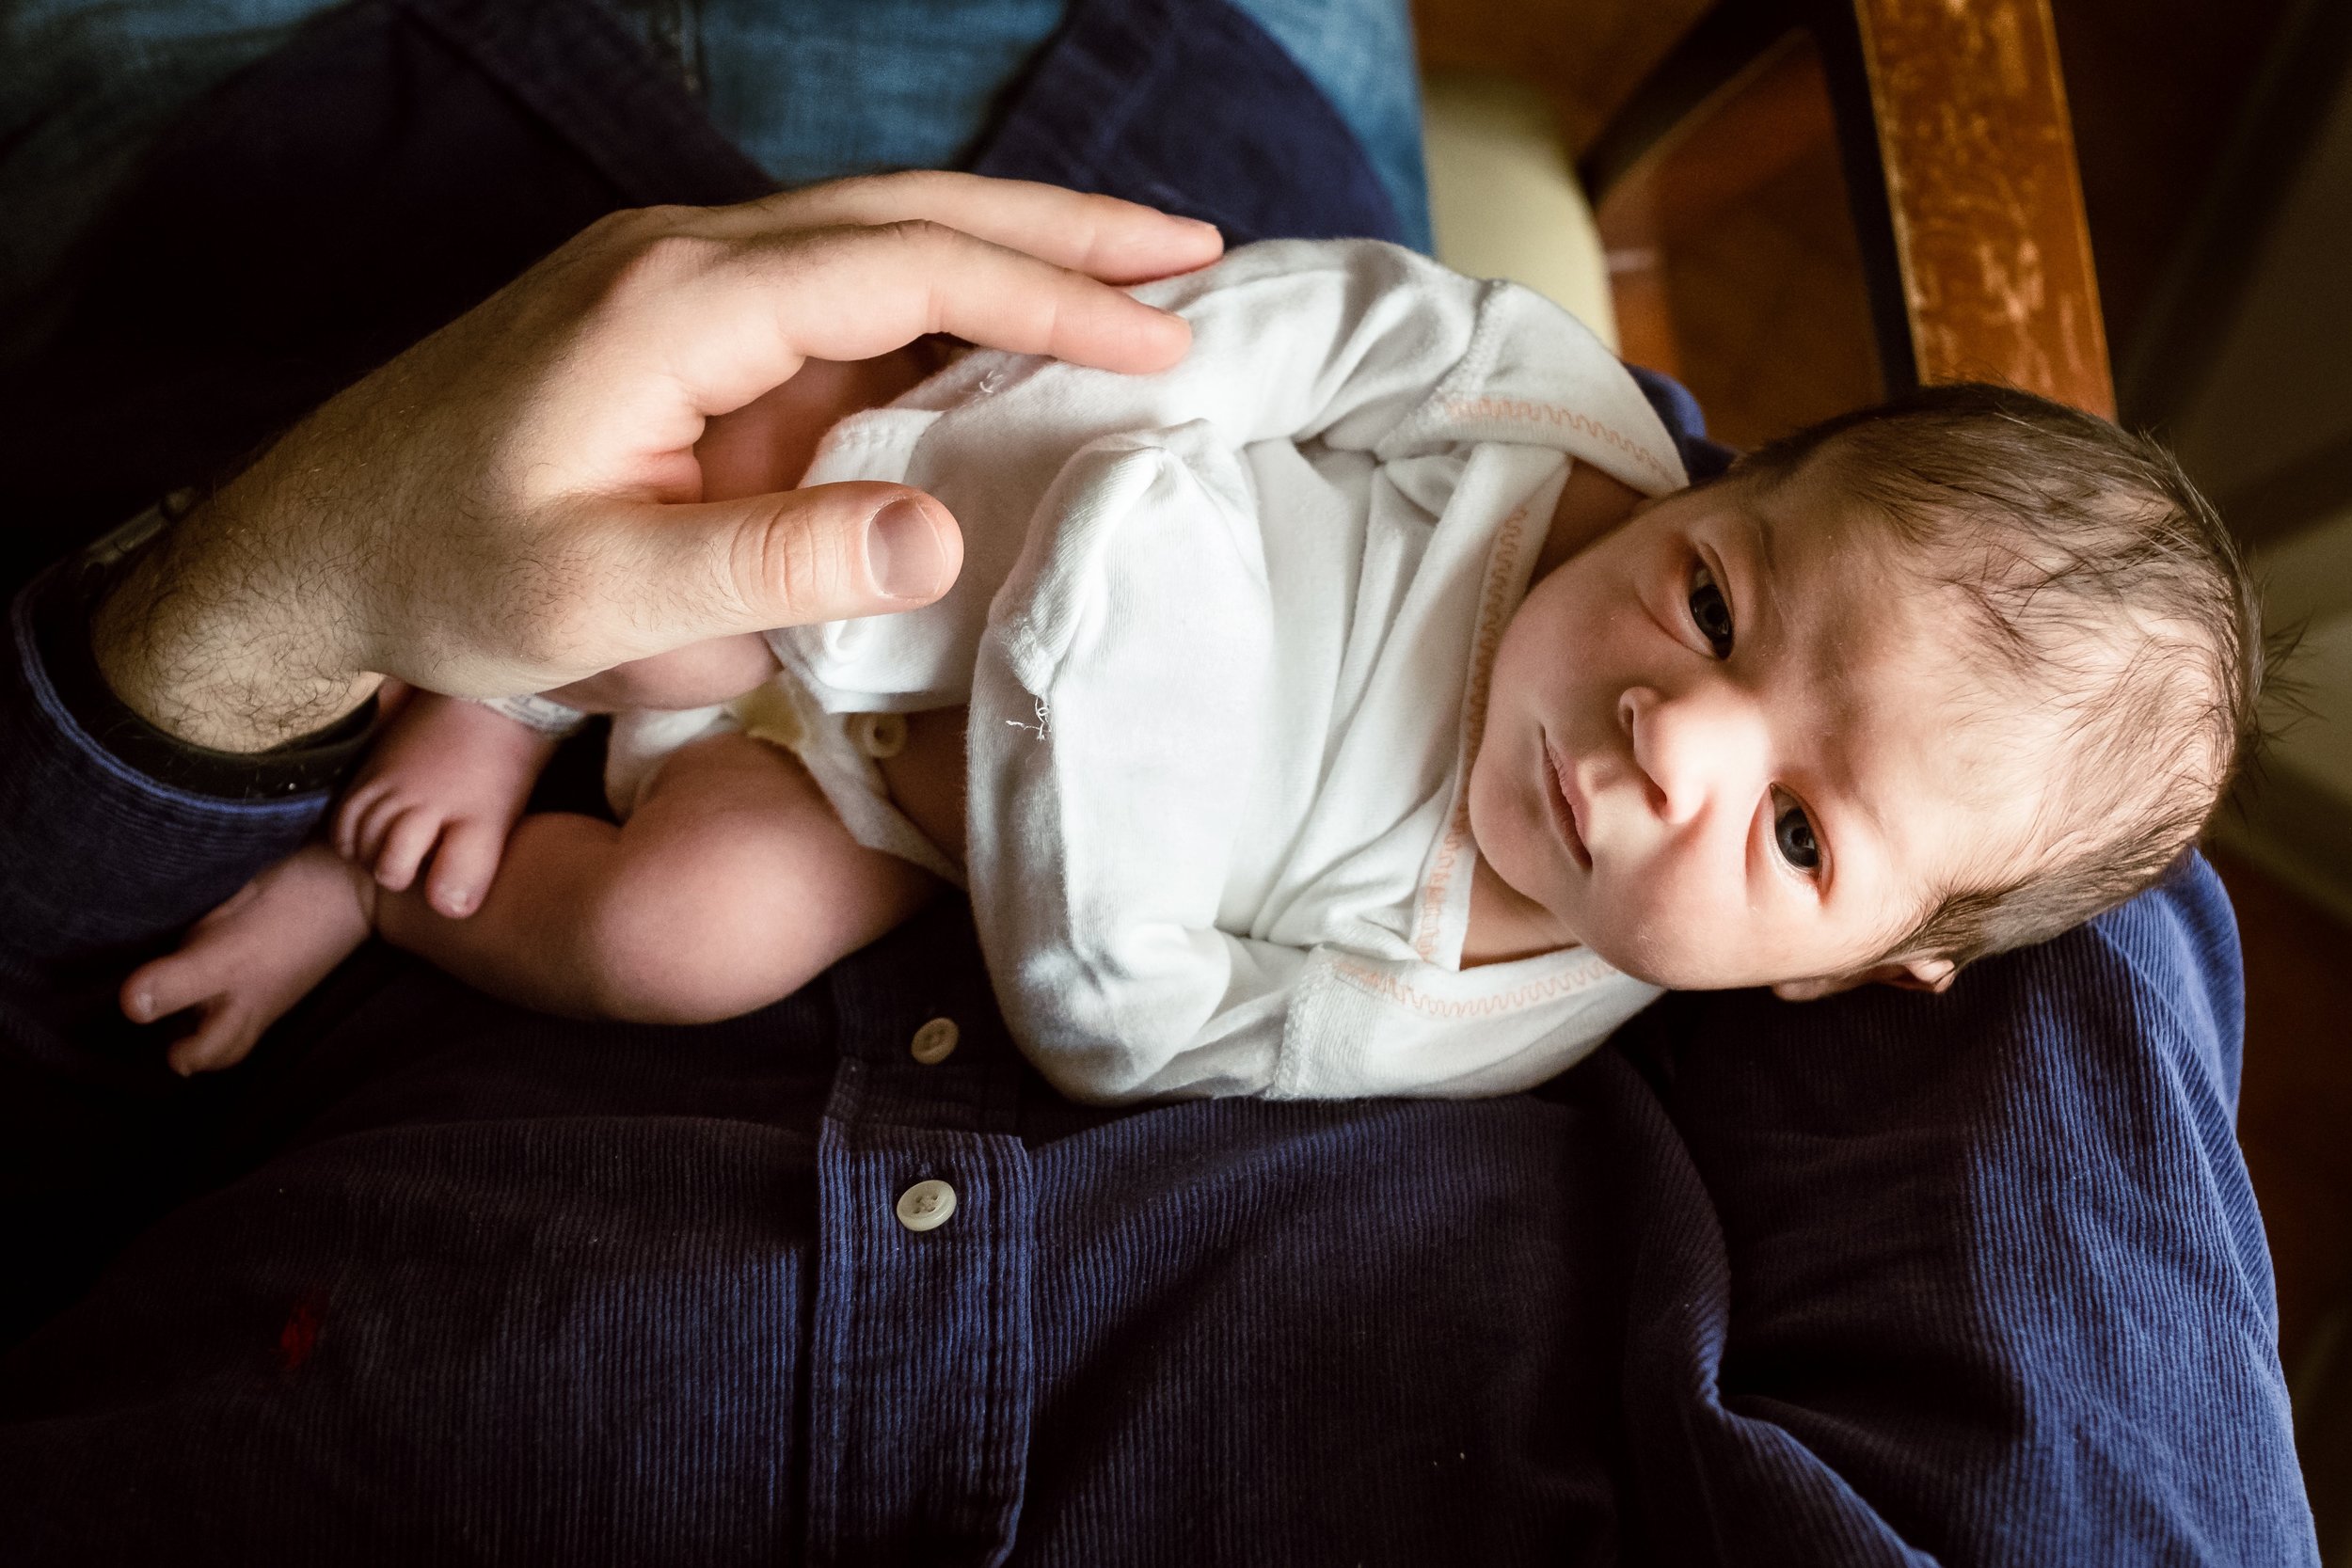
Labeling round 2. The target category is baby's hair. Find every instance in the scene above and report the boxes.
[1734,382,2264,967]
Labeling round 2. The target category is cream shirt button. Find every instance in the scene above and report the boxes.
[910,1017,960,1065]
[896,1180,957,1232]
[849,711,908,759]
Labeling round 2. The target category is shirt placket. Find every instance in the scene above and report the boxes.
[804,945,1037,1567]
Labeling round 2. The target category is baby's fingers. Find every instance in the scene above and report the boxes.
[423,817,508,919]
[331,785,373,860]
[122,947,217,1028]
[335,781,391,862]
[120,954,261,1075]
[371,808,441,893]
[165,1002,265,1076]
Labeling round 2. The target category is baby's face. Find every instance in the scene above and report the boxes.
[1468,460,2032,994]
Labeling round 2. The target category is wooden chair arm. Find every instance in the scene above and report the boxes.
[1581,0,2114,417]
[1842,0,2112,415]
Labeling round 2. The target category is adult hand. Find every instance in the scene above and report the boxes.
[90,172,1223,752]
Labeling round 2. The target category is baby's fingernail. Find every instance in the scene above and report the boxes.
[437,888,472,916]
[127,990,152,1022]
[1176,215,1221,241]
[866,499,947,600]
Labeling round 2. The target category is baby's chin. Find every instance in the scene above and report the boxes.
[1568,927,1779,993]
[1568,929,1679,990]
[1583,933,1897,996]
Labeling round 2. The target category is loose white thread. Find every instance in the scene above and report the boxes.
[1004,697,1051,739]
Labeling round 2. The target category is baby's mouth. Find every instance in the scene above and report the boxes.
[1543,740,1592,870]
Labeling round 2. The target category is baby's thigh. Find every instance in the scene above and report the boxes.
[587,732,936,1022]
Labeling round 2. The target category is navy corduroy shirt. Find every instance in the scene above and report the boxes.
[0,0,2319,1559]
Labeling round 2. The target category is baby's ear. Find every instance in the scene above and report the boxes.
[1772,957,1957,1003]
[1882,957,1958,994]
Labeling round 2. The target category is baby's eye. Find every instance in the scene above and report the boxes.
[1689,563,1734,657]
[1772,793,1820,873]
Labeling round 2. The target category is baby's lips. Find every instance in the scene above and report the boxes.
[1544,743,1594,870]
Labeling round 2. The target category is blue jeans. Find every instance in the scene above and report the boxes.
[0,0,1430,335]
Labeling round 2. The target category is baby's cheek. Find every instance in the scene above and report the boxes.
[1464,750,1544,892]
[1578,879,1736,990]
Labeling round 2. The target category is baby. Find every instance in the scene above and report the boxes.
[126,240,2262,1100]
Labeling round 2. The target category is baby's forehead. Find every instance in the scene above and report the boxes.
[1741,500,2060,910]
[1828,686,2052,946]
[1727,469,1965,669]
[1748,471,2144,736]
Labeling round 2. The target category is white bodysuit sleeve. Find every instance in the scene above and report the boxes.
[964,424,1311,1101]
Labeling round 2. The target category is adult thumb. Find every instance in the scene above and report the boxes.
[676,482,964,634]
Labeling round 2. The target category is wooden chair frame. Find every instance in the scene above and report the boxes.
[1577,0,2114,419]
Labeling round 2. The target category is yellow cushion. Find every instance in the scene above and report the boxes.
[1421,71,1617,352]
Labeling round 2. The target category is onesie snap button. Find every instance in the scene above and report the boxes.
[896,1180,957,1232]
[849,711,908,759]
[910,1017,960,1065]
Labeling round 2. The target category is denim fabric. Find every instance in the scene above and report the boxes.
[686,0,1072,183]
[0,0,2317,1558]
[0,0,1428,360]
[687,0,1430,251]
[1224,0,1428,249]
[969,0,1404,245]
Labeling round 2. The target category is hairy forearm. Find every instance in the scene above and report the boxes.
[88,482,382,752]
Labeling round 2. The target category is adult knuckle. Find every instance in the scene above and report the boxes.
[605,230,730,300]
[1069,193,1129,264]
[493,547,601,673]
[565,209,635,252]
[815,172,893,214]
[730,500,834,620]
[866,169,958,214]
[882,217,956,252]
[592,202,698,242]
[805,170,951,223]
[568,207,662,267]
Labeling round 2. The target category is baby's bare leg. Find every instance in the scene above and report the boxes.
[375,731,939,1024]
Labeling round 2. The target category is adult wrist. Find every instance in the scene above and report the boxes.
[36,505,381,798]
[87,488,382,752]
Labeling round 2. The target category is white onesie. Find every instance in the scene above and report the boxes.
[605,239,1690,1103]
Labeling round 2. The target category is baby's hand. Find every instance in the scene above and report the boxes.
[332,691,557,918]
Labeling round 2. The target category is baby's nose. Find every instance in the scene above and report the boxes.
[1620,684,1767,825]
